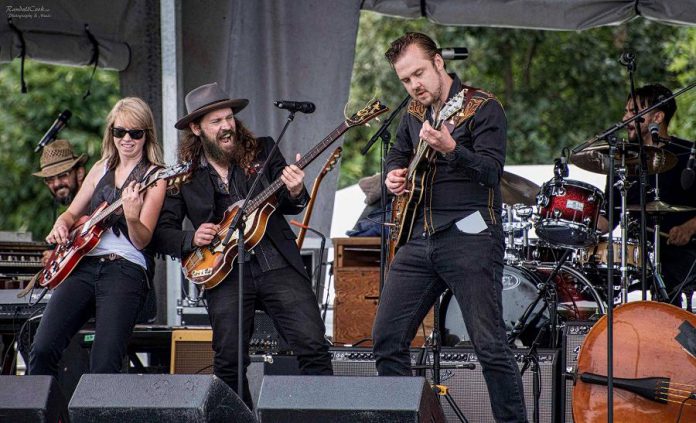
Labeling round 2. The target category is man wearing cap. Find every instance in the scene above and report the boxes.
[33,139,88,209]
[152,82,332,408]
[33,139,88,265]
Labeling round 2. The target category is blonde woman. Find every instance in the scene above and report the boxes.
[30,98,166,375]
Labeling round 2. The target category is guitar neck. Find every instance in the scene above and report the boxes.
[244,122,350,213]
[88,178,157,229]
[407,116,444,177]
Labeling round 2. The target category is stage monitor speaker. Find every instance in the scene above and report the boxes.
[68,374,256,423]
[0,375,68,423]
[424,347,558,423]
[561,321,594,423]
[257,375,445,422]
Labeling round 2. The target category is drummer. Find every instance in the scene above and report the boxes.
[597,83,696,306]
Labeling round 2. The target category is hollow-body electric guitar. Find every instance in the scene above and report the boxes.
[37,162,191,290]
[295,146,342,249]
[389,90,467,259]
[182,100,388,290]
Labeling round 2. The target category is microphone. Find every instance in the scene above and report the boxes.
[619,49,636,67]
[34,110,72,152]
[681,141,696,190]
[553,157,569,183]
[438,47,469,60]
[274,101,315,114]
[649,123,660,144]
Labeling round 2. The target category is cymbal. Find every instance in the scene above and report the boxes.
[501,171,540,205]
[570,142,677,176]
[626,200,696,213]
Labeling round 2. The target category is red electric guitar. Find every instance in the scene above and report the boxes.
[37,162,191,290]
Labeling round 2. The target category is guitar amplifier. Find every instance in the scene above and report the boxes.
[330,347,424,377]
[561,321,594,423]
[423,347,558,423]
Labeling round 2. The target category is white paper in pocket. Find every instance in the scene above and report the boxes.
[455,211,488,234]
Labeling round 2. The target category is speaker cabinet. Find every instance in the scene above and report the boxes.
[68,374,256,423]
[170,329,213,374]
[257,375,445,422]
[0,375,68,423]
[561,321,594,423]
[423,347,558,423]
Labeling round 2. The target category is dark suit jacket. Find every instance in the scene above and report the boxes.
[151,137,310,280]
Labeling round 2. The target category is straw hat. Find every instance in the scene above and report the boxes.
[175,82,248,130]
[33,139,88,178]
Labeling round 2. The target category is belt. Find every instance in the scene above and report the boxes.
[90,253,124,262]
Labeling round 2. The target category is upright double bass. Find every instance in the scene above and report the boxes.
[573,301,696,422]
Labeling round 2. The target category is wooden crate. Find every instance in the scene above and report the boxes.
[333,237,433,347]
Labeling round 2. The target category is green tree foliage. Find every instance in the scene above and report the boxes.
[341,13,696,188]
[0,60,119,239]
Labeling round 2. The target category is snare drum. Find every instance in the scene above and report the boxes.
[440,263,604,347]
[536,179,604,248]
[579,238,643,272]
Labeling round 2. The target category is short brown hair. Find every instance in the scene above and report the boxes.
[385,32,440,67]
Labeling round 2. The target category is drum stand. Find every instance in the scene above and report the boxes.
[615,158,632,304]
[414,294,472,423]
[507,248,572,348]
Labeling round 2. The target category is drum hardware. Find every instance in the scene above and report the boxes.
[507,249,572,349]
[503,203,536,263]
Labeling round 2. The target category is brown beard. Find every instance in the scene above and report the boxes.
[179,118,261,174]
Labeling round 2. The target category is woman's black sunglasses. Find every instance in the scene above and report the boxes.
[112,127,145,140]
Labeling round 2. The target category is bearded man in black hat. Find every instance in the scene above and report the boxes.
[152,82,332,408]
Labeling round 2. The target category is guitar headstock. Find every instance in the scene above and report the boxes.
[346,100,389,127]
[147,162,193,188]
[438,89,466,123]
[319,147,343,177]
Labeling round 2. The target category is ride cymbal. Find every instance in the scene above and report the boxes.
[626,200,696,213]
[570,142,677,176]
[501,171,540,205]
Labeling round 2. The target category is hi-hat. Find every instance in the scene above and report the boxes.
[571,142,677,176]
[626,200,696,213]
[501,171,540,205]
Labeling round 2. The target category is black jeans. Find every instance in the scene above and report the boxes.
[204,261,333,409]
[373,224,528,423]
[30,256,147,375]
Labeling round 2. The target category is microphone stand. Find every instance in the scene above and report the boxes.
[361,95,410,293]
[571,80,696,156]
[221,109,297,399]
[622,56,651,302]
[605,133,619,423]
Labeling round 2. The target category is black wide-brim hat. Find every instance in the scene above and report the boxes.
[175,82,249,130]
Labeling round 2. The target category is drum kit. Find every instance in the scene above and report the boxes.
[442,143,696,349]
